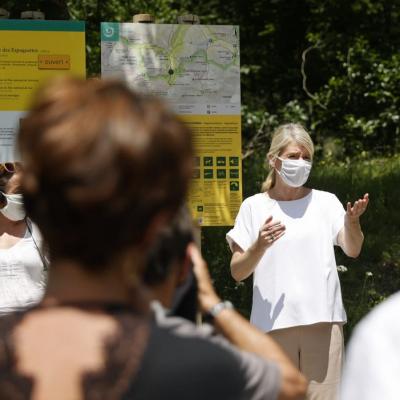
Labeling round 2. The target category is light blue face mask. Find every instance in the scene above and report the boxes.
[277,157,312,187]
[0,192,26,221]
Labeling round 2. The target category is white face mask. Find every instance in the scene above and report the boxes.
[276,157,312,188]
[0,192,26,221]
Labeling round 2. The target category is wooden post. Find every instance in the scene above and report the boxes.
[192,221,203,326]
[132,14,155,23]
[177,13,203,325]
[0,8,10,19]
[177,14,200,25]
[176,13,201,247]
[20,10,45,20]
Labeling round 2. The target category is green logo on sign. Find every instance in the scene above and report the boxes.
[216,157,226,166]
[203,157,213,166]
[230,181,240,191]
[217,169,226,179]
[230,169,239,178]
[229,157,239,166]
[204,169,214,179]
[101,23,119,41]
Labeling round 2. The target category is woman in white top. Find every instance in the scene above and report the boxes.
[226,123,369,400]
[0,163,46,316]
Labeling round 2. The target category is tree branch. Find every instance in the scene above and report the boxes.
[301,43,327,110]
[346,47,353,103]
[242,117,268,160]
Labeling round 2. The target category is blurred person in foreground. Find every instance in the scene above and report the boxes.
[0,76,275,400]
[0,163,46,316]
[145,205,307,400]
[340,291,400,400]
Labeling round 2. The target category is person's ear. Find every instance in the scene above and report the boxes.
[268,155,276,169]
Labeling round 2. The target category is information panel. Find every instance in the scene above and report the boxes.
[101,22,241,226]
[0,20,86,162]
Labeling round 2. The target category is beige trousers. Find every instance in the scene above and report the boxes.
[269,323,344,400]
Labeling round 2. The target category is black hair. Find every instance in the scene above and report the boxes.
[144,205,194,285]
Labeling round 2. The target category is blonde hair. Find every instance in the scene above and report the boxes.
[261,123,314,192]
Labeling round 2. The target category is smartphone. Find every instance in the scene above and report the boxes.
[170,266,198,323]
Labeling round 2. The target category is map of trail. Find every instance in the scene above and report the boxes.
[101,23,240,115]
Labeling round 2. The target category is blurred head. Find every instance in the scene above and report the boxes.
[144,205,198,319]
[18,77,193,269]
[0,165,25,222]
[144,205,195,286]
[0,163,22,194]
[261,123,314,191]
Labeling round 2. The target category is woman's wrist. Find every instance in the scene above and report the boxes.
[252,239,270,253]
[345,215,361,227]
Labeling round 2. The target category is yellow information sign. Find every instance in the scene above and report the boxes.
[0,20,85,162]
[101,23,242,226]
[182,115,242,226]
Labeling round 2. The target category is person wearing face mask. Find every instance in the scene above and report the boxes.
[0,163,46,316]
[226,123,369,400]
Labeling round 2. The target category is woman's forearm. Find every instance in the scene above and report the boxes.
[339,194,369,258]
[230,216,286,281]
[230,243,266,281]
[342,218,364,258]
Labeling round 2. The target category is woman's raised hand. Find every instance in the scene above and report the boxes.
[346,193,369,222]
[257,216,286,249]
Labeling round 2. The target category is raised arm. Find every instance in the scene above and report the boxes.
[337,193,369,258]
[190,245,307,400]
[230,216,285,281]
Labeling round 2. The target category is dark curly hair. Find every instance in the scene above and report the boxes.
[18,77,193,269]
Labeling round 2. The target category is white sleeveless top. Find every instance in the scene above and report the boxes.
[226,189,346,332]
[0,222,46,316]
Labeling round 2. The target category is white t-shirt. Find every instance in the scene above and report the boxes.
[226,189,346,332]
[0,222,46,316]
[340,292,400,400]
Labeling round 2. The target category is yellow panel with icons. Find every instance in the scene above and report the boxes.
[181,115,242,226]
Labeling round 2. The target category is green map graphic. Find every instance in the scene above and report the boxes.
[101,24,240,111]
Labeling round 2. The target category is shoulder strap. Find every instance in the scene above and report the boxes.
[25,218,49,271]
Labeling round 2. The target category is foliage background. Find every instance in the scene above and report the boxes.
[3,0,400,339]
